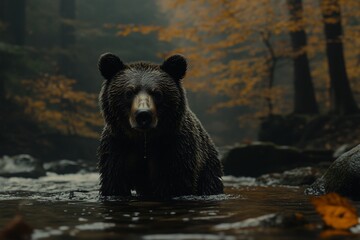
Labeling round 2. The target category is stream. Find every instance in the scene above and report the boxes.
[0,173,358,239]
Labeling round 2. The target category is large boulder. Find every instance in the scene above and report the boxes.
[0,154,45,178]
[221,142,328,177]
[305,144,360,200]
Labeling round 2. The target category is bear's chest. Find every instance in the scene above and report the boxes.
[124,147,163,180]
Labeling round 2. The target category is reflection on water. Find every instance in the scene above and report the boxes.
[0,173,358,239]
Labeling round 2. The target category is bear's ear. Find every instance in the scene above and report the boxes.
[98,52,126,81]
[160,54,187,81]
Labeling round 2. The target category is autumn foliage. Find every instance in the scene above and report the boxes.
[13,75,102,138]
[112,0,360,120]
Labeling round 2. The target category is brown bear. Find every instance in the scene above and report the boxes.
[97,53,224,198]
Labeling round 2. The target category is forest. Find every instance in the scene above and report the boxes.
[0,0,168,160]
[0,1,360,239]
[116,0,360,149]
[0,0,359,161]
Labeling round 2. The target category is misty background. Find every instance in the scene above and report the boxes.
[0,0,359,161]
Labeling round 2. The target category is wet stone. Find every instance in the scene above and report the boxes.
[306,144,360,200]
[0,154,45,178]
[44,160,82,174]
[257,167,323,186]
[43,159,96,174]
[221,142,313,177]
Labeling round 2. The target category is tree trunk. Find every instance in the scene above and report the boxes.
[0,0,5,23]
[0,0,26,102]
[287,0,319,114]
[0,0,5,100]
[0,71,5,101]
[0,0,26,45]
[60,0,76,48]
[260,31,277,116]
[59,0,76,76]
[321,0,358,114]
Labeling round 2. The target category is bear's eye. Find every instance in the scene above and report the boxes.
[153,90,163,103]
[124,89,135,100]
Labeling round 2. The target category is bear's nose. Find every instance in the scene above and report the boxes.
[135,110,153,129]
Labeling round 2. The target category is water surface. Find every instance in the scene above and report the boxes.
[0,173,358,239]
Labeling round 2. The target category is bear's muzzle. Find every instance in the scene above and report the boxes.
[129,91,158,130]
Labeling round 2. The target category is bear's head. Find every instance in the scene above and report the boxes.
[98,53,187,136]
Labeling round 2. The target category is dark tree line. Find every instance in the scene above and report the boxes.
[321,0,358,115]
[287,0,319,115]
[0,0,26,45]
[59,0,76,76]
[287,0,358,115]
[0,0,77,103]
[0,0,358,117]
[60,0,76,48]
[0,0,26,102]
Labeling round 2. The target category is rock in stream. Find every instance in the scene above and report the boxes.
[306,144,360,200]
[0,154,45,178]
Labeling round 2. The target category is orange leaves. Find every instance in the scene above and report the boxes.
[14,75,102,139]
[311,193,359,230]
[116,24,161,37]
[150,0,298,118]
[158,26,201,42]
[115,23,202,43]
[320,0,341,16]
[109,0,360,123]
[311,193,360,238]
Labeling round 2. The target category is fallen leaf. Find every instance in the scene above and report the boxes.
[311,193,359,230]
[0,215,33,240]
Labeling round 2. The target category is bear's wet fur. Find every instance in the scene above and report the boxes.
[97,53,224,198]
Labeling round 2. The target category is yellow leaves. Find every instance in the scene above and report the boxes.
[115,23,202,43]
[311,193,359,230]
[158,24,208,43]
[109,0,359,122]
[320,0,341,16]
[14,75,102,139]
[116,24,161,37]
